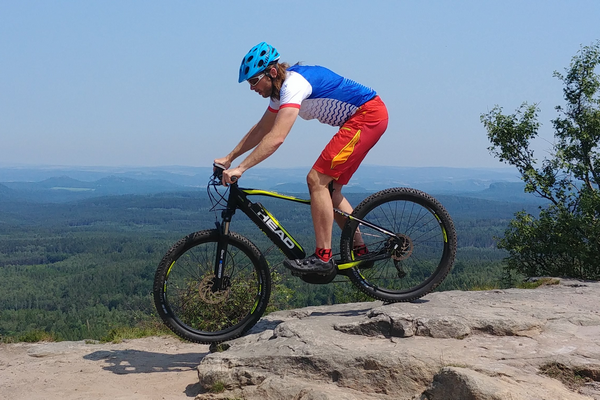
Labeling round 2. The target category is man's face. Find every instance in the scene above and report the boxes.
[247,68,274,98]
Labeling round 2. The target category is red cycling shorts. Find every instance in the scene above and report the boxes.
[313,95,388,185]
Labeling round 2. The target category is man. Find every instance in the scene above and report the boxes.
[214,42,388,275]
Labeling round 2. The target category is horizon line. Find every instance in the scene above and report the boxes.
[0,163,514,171]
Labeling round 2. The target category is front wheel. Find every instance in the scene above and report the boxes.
[153,230,271,343]
[340,187,457,302]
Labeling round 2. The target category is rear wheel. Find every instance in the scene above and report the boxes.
[340,188,456,302]
[153,230,271,343]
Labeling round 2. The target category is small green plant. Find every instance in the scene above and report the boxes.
[209,342,231,353]
[517,277,560,289]
[209,381,226,393]
[17,330,58,343]
[100,320,174,343]
[0,335,14,344]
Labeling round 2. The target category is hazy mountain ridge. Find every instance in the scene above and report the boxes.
[0,182,15,194]
[1,174,185,203]
[0,182,24,203]
[0,165,542,205]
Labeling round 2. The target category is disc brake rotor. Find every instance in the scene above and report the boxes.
[390,234,413,261]
[198,275,231,304]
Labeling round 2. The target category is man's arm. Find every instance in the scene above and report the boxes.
[223,107,300,184]
[214,108,277,169]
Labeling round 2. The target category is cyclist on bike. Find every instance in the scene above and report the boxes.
[214,41,389,276]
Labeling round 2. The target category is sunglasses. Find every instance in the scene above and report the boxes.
[248,73,266,87]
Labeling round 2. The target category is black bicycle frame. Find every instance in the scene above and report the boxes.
[211,182,398,289]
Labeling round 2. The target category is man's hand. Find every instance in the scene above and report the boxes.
[213,157,232,170]
[222,166,244,186]
[214,157,236,185]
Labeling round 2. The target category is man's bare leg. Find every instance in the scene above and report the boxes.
[330,181,365,247]
[306,168,334,249]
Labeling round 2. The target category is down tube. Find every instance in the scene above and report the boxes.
[243,201,306,260]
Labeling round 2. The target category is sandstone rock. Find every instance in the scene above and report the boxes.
[195,279,600,400]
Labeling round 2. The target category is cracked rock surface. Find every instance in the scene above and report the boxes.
[195,279,600,400]
[4,279,598,399]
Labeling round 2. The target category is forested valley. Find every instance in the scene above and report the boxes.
[0,189,540,342]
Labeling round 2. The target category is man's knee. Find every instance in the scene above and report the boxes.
[306,169,333,191]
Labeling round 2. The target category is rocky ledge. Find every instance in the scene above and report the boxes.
[194,278,600,400]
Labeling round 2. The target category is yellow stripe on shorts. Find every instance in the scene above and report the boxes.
[331,129,361,169]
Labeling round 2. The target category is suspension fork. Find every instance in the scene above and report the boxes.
[211,220,230,292]
[212,195,237,292]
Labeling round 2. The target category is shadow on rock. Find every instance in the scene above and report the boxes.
[83,349,208,375]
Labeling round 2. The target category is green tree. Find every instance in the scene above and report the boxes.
[481,40,600,279]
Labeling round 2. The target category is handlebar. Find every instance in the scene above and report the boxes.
[212,163,238,184]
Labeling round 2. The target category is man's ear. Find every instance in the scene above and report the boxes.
[269,66,277,78]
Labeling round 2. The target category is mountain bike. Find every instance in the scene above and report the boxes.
[153,165,457,344]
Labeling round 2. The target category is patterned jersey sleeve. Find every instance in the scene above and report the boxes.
[268,71,313,112]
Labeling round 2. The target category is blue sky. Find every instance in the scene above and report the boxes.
[1,0,599,169]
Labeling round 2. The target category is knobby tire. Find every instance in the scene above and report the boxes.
[340,187,457,302]
[153,230,271,344]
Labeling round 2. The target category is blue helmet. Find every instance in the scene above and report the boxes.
[238,42,280,83]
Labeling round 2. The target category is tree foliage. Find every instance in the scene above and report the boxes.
[481,40,600,279]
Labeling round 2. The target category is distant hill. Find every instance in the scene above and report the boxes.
[2,175,184,203]
[93,176,181,195]
[0,183,20,202]
[0,165,208,186]
[458,181,548,204]
[0,183,13,194]
[0,165,520,189]
[0,164,544,205]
